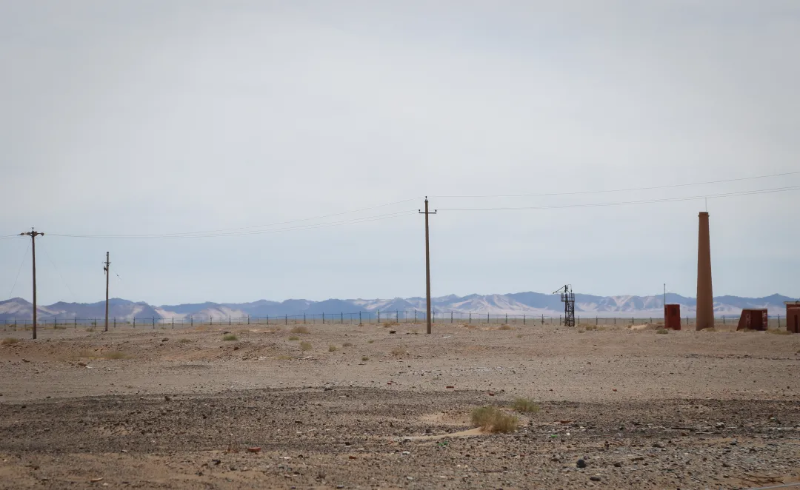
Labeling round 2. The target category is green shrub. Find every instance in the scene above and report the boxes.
[223,334,238,341]
[656,328,669,335]
[291,326,310,334]
[300,341,312,351]
[328,345,338,352]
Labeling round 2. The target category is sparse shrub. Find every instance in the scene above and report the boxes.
[499,325,512,331]
[288,336,299,341]
[656,328,669,335]
[512,398,540,414]
[328,345,338,352]
[103,351,128,360]
[391,346,407,357]
[300,341,312,351]
[585,325,597,331]
[578,329,585,333]
[291,326,310,334]
[2,338,19,346]
[342,342,353,347]
[86,327,95,332]
[223,334,238,341]
[178,338,191,344]
[368,340,374,344]
[361,356,369,362]
[767,328,791,335]
[471,406,519,433]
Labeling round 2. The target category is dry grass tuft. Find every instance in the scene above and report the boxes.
[361,355,369,362]
[328,344,338,352]
[2,337,20,346]
[300,341,312,351]
[367,340,374,344]
[512,398,540,414]
[767,328,791,335]
[656,328,669,335]
[178,338,191,344]
[288,336,300,341]
[103,351,128,360]
[342,342,353,347]
[390,346,408,357]
[291,326,310,334]
[499,325,512,331]
[223,334,238,341]
[471,406,519,433]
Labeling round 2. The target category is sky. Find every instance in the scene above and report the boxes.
[1,0,799,305]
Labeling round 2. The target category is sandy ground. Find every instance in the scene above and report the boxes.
[1,321,799,489]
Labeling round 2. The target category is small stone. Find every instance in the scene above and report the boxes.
[590,476,601,482]
[577,459,587,469]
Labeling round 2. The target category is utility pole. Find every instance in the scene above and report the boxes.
[104,252,111,332]
[20,229,44,340]
[419,197,437,334]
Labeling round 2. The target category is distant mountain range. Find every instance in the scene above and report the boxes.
[0,292,796,322]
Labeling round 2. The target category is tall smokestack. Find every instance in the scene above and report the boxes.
[696,211,714,330]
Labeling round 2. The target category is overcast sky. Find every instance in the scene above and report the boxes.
[1,0,798,305]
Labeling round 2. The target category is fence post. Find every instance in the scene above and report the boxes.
[541,314,544,325]
[285,315,288,325]
[723,315,725,325]
[172,317,174,329]
[247,315,250,325]
[505,313,508,324]
[359,311,362,325]
[414,310,417,323]
[210,317,213,325]
[133,317,136,328]
[559,315,562,326]
[377,310,380,324]
[596,316,598,325]
[114,317,116,328]
[523,314,526,325]
[322,313,325,324]
[487,312,490,324]
[303,313,306,324]
[152,317,155,329]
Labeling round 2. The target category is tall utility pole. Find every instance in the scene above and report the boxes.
[104,252,110,332]
[419,197,437,334]
[20,229,44,340]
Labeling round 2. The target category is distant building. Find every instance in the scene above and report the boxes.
[786,301,800,333]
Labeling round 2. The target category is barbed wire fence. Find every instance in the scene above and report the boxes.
[1,310,786,332]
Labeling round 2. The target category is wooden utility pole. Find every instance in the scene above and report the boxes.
[104,252,110,332]
[419,197,437,334]
[20,229,44,340]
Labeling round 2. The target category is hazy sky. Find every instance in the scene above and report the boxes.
[1,0,798,305]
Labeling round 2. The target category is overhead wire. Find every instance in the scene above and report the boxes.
[430,170,799,199]
[38,241,78,302]
[48,210,417,239]
[437,186,800,211]
[8,240,29,298]
[47,197,419,239]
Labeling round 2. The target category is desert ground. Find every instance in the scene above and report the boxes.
[1,320,799,489]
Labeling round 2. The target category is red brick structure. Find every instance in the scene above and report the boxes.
[786,302,800,333]
[737,309,768,331]
[664,304,681,330]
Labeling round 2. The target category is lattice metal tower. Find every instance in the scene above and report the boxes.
[554,284,575,327]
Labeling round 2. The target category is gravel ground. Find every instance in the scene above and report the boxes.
[1,321,799,489]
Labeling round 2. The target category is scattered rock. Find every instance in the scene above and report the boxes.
[577,459,587,469]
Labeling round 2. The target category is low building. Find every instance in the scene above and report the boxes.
[786,302,800,333]
[737,309,768,331]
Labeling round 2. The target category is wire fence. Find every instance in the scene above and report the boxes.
[0,311,789,331]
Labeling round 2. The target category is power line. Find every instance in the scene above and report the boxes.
[38,240,78,303]
[8,240,29,298]
[430,170,799,199]
[47,197,418,239]
[48,210,416,239]
[438,186,799,211]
